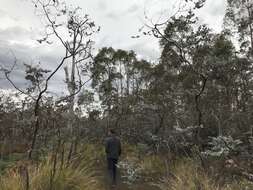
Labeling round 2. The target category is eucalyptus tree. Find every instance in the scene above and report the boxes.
[91,47,119,114]
[32,0,99,160]
[137,0,248,147]
[224,0,253,134]
[91,47,151,130]
[142,0,253,143]
[143,1,212,134]
[225,0,253,57]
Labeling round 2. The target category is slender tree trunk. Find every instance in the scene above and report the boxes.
[246,3,253,55]
[66,32,77,161]
[194,76,207,145]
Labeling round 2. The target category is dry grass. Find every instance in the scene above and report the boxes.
[0,144,105,190]
[139,155,167,175]
[1,143,253,190]
[157,158,253,190]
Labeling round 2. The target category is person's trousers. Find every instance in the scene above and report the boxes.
[107,158,118,185]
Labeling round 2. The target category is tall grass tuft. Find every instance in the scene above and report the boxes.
[0,145,104,190]
[157,158,253,190]
[161,159,216,190]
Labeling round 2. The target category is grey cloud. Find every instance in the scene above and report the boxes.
[126,4,139,14]
[0,9,6,17]
[0,38,68,93]
[105,3,140,20]
[105,12,120,20]
[0,55,29,90]
[205,1,225,16]
[0,23,86,93]
[95,35,110,48]
[97,1,107,11]
[196,0,226,32]
[0,26,31,41]
[126,40,160,61]
[0,8,19,21]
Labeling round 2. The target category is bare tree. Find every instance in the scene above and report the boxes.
[0,0,99,159]
[33,0,99,160]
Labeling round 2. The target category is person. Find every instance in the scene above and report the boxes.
[105,128,121,186]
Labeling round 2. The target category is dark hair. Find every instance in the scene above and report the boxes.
[109,128,116,134]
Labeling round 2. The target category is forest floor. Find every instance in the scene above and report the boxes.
[98,163,160,190]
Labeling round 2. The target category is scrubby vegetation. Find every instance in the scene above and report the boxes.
[1,0,253,189]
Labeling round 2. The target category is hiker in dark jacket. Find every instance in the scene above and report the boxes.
[105,129,121,186]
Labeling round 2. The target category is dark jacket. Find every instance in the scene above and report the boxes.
[105,136,121,159]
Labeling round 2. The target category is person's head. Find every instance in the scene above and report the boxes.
[108,128,116,136]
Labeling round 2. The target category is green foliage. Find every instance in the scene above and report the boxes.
[24,64,51,93]
[0,153,26,173]
[91,47,151,115]
[225,0,253,55]
[2,0,253,189]
[202,136,242,157]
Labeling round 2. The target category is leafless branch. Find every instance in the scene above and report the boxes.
[56,76,92,104]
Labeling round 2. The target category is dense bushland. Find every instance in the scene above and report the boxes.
[0,0,253,189]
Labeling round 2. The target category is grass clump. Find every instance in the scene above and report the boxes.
[157,158,253,190]
[33,159,97,190]
[139,155,167,176]
[0,144,104,190]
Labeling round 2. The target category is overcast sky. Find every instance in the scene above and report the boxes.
[0,0,226,94]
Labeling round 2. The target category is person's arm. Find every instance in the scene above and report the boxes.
[118,139,122,156]
[105,138,109,154]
